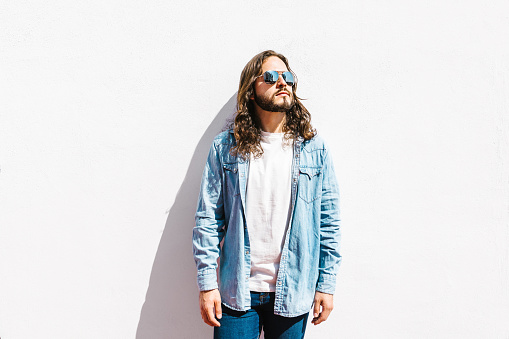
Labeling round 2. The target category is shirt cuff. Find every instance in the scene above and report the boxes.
[316,274,336,295]
[197,268,218,291]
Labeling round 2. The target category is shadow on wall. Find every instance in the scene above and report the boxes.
[136,94,237,338]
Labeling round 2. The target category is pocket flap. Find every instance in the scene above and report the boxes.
[299,166,322,178]
[223,163,238,173]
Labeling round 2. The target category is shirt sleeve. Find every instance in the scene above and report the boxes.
[316,148,341,294]
[192,141,226,291]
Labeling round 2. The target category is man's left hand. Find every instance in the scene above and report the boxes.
[311,291,334,325]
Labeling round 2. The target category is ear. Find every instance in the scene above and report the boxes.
[249,89,255,100]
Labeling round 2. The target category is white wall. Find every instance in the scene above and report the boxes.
[1,1,508,338]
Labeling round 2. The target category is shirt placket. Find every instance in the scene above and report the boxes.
[274,137,302,313]
[238,157,252,307]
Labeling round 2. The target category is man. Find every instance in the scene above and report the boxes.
[192,50,341,338]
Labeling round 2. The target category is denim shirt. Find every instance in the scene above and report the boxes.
[193,130,341,317]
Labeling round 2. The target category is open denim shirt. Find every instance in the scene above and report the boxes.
[193,130,341,317]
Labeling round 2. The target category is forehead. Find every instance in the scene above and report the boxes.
[261,56,288,72]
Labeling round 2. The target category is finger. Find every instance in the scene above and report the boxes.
[312,304,332,325]
[200,302,218,327]
[214,298,222,320]
[200,307,212,326]
[206,303,221,327]
[313,313,324,325]
[312,298,321,319]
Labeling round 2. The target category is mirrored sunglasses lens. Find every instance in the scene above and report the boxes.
[264,71,279,83]
[282,72,294,85]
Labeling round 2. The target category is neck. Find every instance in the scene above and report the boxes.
[254,105,286,133]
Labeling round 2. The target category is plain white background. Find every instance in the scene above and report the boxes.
[1,1,508,338]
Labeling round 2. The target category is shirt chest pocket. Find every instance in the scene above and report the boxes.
[298,166,323,203]
[223,163,240,197]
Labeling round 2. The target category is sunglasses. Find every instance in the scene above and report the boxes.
[256,70,295,86]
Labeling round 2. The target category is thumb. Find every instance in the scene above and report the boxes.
[215,298,222,319]
[313,298,321,318]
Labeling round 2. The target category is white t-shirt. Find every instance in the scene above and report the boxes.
[246,131,293,292]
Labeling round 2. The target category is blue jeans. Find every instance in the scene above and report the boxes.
[214,292,308,339]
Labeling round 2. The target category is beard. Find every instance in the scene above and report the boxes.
[254,90,294,112]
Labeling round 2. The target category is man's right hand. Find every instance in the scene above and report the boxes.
[199,288,222,327]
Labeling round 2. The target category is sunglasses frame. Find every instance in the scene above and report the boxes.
[255,70,296,86]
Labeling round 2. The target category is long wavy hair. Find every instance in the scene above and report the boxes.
[229,50,316,160]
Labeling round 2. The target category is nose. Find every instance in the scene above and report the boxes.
[276,73,288,87]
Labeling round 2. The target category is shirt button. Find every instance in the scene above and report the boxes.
[277,281,281,285]
[245,250,249,255]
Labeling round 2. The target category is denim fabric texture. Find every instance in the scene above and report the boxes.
[214,292,308,339]
[193,130,341,317]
